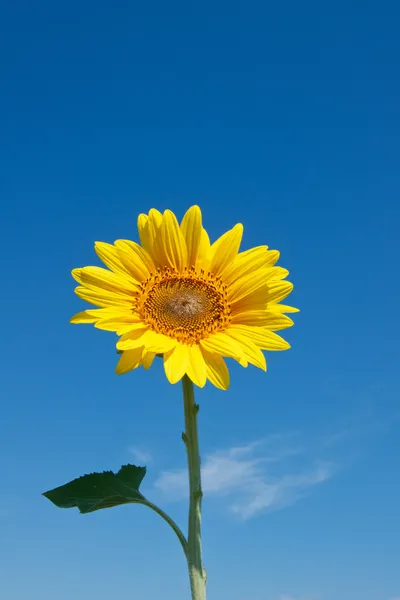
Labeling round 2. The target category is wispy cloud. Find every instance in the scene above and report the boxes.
[153,405,396,520]
[128,446,153,464]
[155,434,334,519]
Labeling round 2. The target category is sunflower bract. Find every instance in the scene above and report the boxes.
[71,206,298,390]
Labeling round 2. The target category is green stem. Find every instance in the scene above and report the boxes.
[140,498,188,558]
[182,375,206,600]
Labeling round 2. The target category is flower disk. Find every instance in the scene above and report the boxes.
[71,206,298,389]
[139,268,231,344]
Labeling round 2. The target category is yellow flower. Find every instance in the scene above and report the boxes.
[71,206,298,390]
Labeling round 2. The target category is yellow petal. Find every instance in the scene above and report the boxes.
[201,348,230,390]
[117,329,177,353]
[95,319,143,332]
[196,228,211,270]
[164,343,189,384]
[70,311,97,324]
[158,210,188,272]
[228,267,289,304]
[231,285,270,310]
[94,242,133,277]
[114,241,151,282]
[209,223,243,276]
[268,303,300,313]
[226,329,266,370]
[232,301,267,313]
[222,246,269,284]
[117,327,150,350]
[115,239,155,273]
[180,205,202,267]
[147,209,163,247]
[137,209,163,262]
[231,309,270,325]
[137,214,148,248]
[262,312,294,330]
[114,325,144,335]
[142,330,177,354]
[74,307,140,332]
[116,348,143,375]
[75,286,133,308]
[186,344,207,387]
[265,267,289,282]
[228,268,269,303]
[85,307,134,318]
[265,250,280,266]
[200,332,246,362]
[228,325,290,351]
[232,309,294,330]
[142,350,156,370]
[267,281,294,303]
[72,266,138,294]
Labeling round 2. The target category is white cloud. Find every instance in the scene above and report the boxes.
[154,434,334,519]
[128,446,153,464]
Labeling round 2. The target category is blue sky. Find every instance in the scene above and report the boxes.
[1,1,399,599]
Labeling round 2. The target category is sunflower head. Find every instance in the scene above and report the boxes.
[71,206,298,390]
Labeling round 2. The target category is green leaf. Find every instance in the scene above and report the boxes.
[43,464,147,514]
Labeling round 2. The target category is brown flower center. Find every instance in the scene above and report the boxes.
[136,268,231,343]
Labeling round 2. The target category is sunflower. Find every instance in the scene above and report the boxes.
[71,206,298,390]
